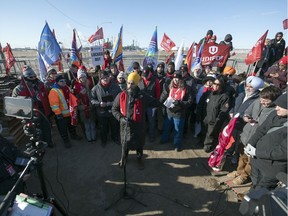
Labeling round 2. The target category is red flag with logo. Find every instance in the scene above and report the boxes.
[2,43,16,74]
[208,114,239,170]
[245,30,268,65]
[69,93,78,126]
[160,33,176,52]
[88,27,104,43]
[283,19,288,30]
[200,43,230,67]
[184,42,195,72]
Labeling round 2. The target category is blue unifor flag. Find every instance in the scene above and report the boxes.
[191,42,204,72]
[143,27,158,70]
[38,22,62,66]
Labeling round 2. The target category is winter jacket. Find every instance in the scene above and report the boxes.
[48,84,70,117]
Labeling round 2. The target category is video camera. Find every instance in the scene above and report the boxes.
[239,172,288,216]
[3,96,47,157]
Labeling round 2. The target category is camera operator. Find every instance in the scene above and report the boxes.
[12,65,53,147]
[0,124,30,200]
[244,92,287,191]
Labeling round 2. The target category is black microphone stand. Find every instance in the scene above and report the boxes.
[105,118,147,211]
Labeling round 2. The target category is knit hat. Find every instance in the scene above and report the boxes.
[117,71,126,80]
[22,65,36,77]
[55,74,65,83]
[202,74,216,84]
[127,72,141,85]
[246,76,264,90]
[173,70,182,79]
[206,30,213,36]
[274,92,287,109]
[279,56,288,66]
[168,61,175,67]
[180,65,188,72]
[77,71,87,79]
[132,61,140,69]
[99,70,110,79]
[47,68,57,76]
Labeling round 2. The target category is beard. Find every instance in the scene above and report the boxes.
[245,89,256,97]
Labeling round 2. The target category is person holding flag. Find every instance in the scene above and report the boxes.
[270,32,286,65]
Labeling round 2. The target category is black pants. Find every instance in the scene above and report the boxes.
[38,115,52,145]
[98,116,120,143]
[55,116,70,143]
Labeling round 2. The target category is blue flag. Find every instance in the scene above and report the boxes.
[37,48,47,82]
[143,27,158,70]
[191,43,204,72]
[38,22,62,65]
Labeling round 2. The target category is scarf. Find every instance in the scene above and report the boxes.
[169,86,186,101]
[119,91,143,122]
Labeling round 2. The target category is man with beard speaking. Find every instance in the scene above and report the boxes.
[112,71,161,170]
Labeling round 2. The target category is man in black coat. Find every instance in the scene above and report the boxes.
[245,92,287,191]
[112,72,160,170]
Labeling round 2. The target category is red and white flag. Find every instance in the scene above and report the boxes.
[208,114,239,170]
[245,30,268,65]
[160,33,176,52]
[2,43,16,74]
[283,19,288,30]
[200,43,230,67]
[88,27,104,43]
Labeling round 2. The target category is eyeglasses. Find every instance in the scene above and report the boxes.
[127,82,135,85]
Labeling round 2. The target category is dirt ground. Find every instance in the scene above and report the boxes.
[24,125,244,216]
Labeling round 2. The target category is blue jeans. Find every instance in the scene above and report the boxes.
[147,107,156,139]
[161,115,185,148]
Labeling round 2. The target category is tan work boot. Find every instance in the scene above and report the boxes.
[227,171,240,178]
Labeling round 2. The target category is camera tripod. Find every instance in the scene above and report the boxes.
[0,143,67,216]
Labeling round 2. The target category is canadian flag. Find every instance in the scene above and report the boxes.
[160,33,176,52]
[245,30,268,65]
[88,27,104,43]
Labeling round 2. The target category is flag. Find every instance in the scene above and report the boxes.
[185,42,195,72]
[165,52,175,64]
[174,41,184,70]
[38,22,62,65]
[70,29,82,64]
[283,19,288,30]
[37,48,47,82]
[69,93,78,126]
[52,29,63,72]
[245,30,268,65]
[160,33,176,52]
[208,114,239,171]
[112,25,123,63]
[201,44,230,67]
[191,43,204,72]
[2,43,16,74]
[143,27,158,70]
[88,27,104,43]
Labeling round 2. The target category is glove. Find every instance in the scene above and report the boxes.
[56,114,63,120]
[244,144,256,157]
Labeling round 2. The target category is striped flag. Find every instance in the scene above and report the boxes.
[112,25,124,71]
[185,42,195,73]
[143,27,158,70]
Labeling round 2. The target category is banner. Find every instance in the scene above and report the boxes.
[245,30,268,65]
[283,19,288,30]
[88,27,104,43]
[200,44,230,67]
[90,45,104,66]
[160,33,176,52]
[143,27,158,70]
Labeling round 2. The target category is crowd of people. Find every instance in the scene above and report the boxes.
[8,29,288,192]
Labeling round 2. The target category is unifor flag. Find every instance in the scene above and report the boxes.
[2,43,16,74]
[184,42,195,73]
[160,33,176,52]
[143,26,158,70]
[200,43,230,67]
[69,92,78,126]
[245,30,268,65]
[208,113,239,171]
[38,22,62,66]
[283,19,288,30]
[174,41,184,70]
[70,29,82,64]
[88,27,104,43]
